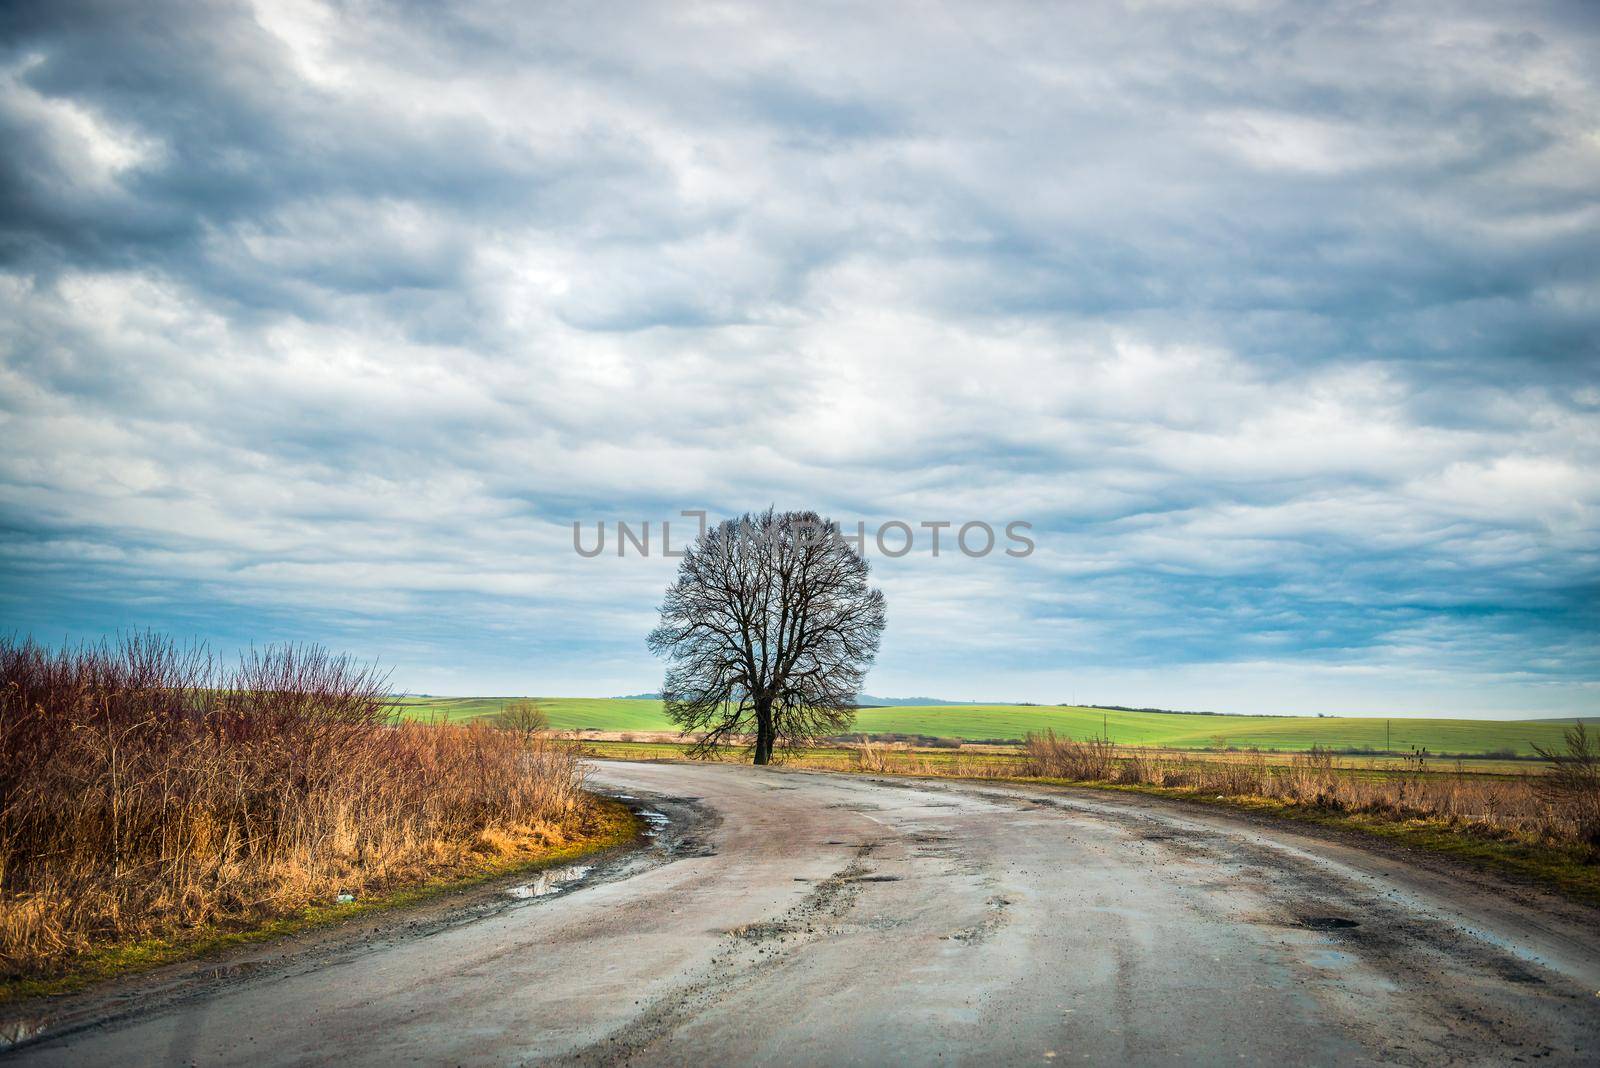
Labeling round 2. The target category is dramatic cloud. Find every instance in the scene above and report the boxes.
[2,0,1597,714]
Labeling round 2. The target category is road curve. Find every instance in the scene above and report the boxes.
[7,761,1600,1065]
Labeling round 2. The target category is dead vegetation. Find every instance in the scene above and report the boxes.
[0,634,592,981]
[852,740,893,774]
[1533,721,1600,847]
[1020,730,1600,854]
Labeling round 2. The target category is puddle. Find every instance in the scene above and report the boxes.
[204,959,266,980]
[0,1017,48,1049]
[637,810,670,838]
[1305,948,1356,971]
[613,794,637,800]
[506,864,593,899]
[1298,916,1360,931]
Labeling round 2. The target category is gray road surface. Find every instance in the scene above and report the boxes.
[6,761,1600,1065]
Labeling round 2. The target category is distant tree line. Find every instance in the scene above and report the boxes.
[1071,703,1234,717]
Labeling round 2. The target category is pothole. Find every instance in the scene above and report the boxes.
[729,920,794,943]
[670,836,714,858]
[506,864,593,899]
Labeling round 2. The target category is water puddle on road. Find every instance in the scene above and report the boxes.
[0,1016,48,1050]
[1305,948,1356,971]
[505,864,594,899]
[638,810,670,838]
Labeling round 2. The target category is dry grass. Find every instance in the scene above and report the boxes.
[0,634,593,981]
[852,740,893,773]
[1021,730,1599,853]
[1532,721,1600,846]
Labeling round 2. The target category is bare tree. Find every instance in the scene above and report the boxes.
[648,508,887,764]
[494,698,549,738]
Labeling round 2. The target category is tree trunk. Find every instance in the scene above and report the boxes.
[753,697,775,765]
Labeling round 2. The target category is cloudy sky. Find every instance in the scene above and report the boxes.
[2,1,1597,716]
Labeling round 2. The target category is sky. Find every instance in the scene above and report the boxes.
[1,1,1597,718]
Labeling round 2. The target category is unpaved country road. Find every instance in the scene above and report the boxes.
[8,762,1600,1066]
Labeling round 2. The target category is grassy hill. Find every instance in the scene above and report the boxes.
[395,696,670,732]
[395,696,1582,756]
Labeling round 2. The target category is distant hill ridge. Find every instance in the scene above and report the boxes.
[613,692,970,707]
[614,694,1251,714]
[397,696,1573,755]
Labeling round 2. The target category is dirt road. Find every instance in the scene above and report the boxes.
[7,761,1600,1065]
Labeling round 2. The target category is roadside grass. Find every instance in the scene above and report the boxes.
[581,739,1600,907]
[398,696,1578,757]
[579,739,1539,779]
[0,799,640,1003]
[0,635,605,991]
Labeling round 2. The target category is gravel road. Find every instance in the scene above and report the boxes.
[7,760,1599,1065]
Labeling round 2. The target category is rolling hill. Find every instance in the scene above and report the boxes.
[394,696,1581,756]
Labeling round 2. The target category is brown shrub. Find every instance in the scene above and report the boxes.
[0,634,590,979]
[1021,730,1116,780]
[853,741,893,774]
[1533,722,1600,848]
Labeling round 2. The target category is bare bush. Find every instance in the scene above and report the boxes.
[0,634,591,979]
[1534,721,1600,849]
[853,741,892,774]
[1021,730,1116,780]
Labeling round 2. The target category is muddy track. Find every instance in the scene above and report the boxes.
[5,762,1599,1065]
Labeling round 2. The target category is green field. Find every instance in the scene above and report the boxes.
[395,697,1583,757]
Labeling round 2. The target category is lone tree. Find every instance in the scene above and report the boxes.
[648,508,887,764]
[494,698,549,738]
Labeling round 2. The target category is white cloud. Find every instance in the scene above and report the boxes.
[1,0,1596,714]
